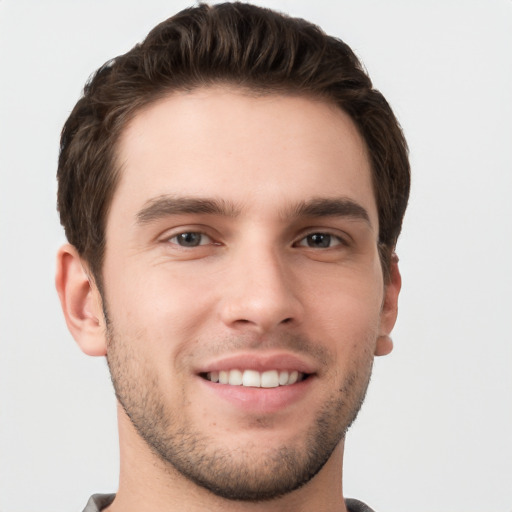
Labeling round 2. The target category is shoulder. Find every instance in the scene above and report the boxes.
[346,497,377,512]
[82,494,116,512]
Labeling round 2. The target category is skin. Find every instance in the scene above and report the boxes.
[56,87,400,512]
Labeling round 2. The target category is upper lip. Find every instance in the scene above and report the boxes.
[195,351,318,375]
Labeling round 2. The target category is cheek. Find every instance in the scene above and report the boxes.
[317,298,381,364]
[104,258,213,330]
[307,263,384,318]
[305,268,384,350]
[101,261,217,384]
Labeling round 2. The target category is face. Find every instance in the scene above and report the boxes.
[101,87,396,500]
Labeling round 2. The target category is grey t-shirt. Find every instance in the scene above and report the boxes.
[83,494,115,512]
[82,493,376,511]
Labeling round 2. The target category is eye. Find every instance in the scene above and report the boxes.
[296,232,343,249]
[168,232,213,247]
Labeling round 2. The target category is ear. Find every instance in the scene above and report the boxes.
[55,244,107,356]
[375,253,402,357]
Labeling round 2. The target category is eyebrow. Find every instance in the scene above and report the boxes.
[136,196,241,224]
[287,197,371,224]
[136,195,371,225]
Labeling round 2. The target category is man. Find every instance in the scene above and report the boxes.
[55,3,409,511]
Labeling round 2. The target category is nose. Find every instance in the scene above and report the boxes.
[218,245,304,334]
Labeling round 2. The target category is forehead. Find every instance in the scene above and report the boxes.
[112,87,377,225]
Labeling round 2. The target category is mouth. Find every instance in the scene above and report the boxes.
[196,354,317,413]
[200,369,310,388]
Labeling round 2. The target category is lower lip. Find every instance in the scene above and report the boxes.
[198,376,314,414]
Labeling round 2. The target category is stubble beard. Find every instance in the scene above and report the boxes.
[105,321,374,502]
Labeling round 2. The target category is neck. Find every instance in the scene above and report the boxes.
[106,405,348,512]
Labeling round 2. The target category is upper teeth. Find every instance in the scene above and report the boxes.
[206,369,302,388]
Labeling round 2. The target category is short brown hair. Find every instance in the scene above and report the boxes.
[57,2,410,286]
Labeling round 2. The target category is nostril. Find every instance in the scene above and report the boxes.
[281,318,293,324]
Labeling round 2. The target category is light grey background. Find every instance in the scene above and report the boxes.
[1,1,511,511]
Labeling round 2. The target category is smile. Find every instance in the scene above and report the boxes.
[202,369,307,388]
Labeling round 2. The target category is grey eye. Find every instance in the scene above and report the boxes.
[297,233,342,248]
[308,233,330,248]
[170,232,210,247]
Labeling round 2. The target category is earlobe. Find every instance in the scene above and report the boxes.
[375,334,393,357]
[55,244,107,356]
[375,253,402,357]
